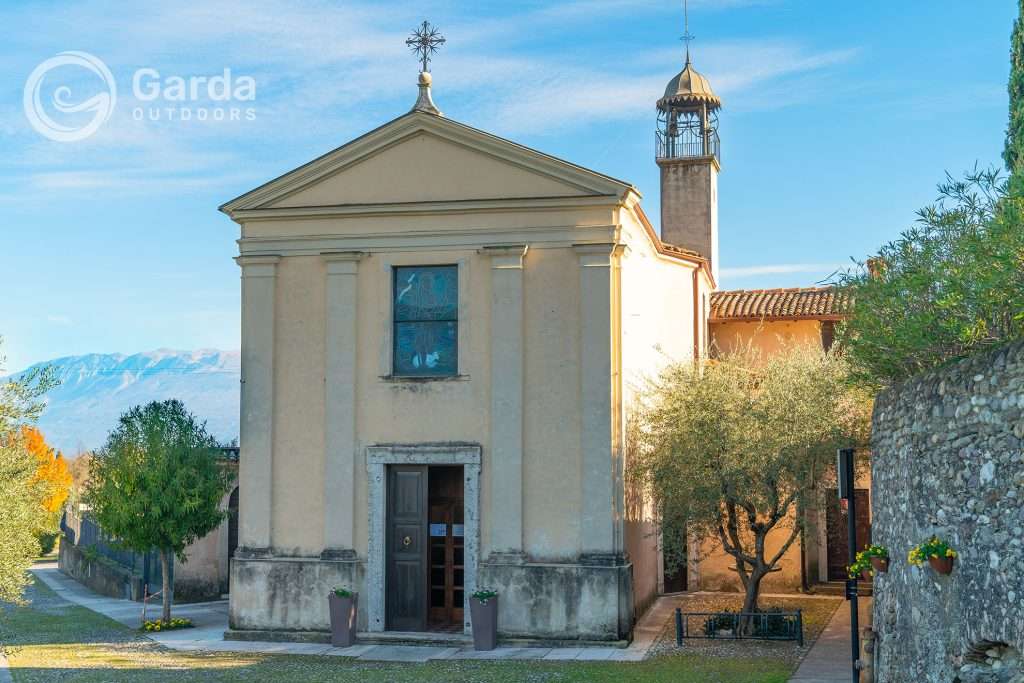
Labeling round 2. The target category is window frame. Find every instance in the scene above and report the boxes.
[391,264,460,378]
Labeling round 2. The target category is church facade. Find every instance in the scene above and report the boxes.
[221,33,851,641]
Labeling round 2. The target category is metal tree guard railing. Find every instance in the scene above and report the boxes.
[675,608,804,647]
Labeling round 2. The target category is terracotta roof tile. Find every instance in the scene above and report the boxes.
[709,287,849,322]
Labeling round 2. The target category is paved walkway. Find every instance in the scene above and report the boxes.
[30,564,661,663]
[789,597,871,682]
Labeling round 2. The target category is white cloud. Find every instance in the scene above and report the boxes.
[46,315,73,326]
[0,1,859,197]
[480,41,858,134]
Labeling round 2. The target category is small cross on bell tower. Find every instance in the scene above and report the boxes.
[406,20,445,116]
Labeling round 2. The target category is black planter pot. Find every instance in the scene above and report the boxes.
[470,595,498,651]
[328,592,358,648]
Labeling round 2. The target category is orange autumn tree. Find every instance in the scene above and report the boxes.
[22,426,72,514]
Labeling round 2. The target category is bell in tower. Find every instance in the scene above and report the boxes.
[656,13,721,281]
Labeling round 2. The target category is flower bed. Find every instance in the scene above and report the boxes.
[142,617,193,632]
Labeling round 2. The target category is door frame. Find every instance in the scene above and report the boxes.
[366,444,481,634]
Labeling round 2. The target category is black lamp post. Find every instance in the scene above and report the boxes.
[837,447,860,682]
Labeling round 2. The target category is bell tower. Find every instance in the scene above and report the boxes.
[656,6,721,280]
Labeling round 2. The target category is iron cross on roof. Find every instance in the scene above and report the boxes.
[406,20,446,73]
[681,0,695,64]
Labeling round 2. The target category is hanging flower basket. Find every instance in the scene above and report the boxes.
[908,536,957,576]
[928,556,954,575]
[848,544,889,581]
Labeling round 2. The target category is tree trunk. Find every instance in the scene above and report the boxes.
[160,548,173,623]
[738,567,768,635]
[740,569,766,615]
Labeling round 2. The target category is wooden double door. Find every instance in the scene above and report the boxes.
[825,488,871,581]
[385,465,465,632]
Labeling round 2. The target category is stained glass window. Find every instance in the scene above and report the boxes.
[393,265,458,377]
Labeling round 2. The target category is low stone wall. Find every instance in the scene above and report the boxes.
[59,539,144,601]
[871,340,1024,683]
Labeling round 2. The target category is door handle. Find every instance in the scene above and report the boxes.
[403,535,412,547]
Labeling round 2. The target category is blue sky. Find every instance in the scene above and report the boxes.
[0,0,1015,371]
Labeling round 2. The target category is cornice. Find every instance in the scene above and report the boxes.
[226,194,621,224]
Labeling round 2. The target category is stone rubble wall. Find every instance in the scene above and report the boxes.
[871,340,1024,683]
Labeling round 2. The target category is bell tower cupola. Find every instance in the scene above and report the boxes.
[656,3,721,280]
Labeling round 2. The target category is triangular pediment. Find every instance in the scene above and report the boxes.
[220,112,632,215]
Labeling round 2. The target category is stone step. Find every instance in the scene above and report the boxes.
[810,581,873,597]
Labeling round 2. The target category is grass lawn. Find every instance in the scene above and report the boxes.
[0,578,796,683]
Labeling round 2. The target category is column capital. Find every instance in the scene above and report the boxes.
[478,244,527,269]
[235,254,280,276]
[321,251,366,275]
[572,243,625,266]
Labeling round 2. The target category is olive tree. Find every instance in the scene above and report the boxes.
[836,168,1024,385]
[630,343,871,615]
[0,338,57,603]
[87,400,231,623]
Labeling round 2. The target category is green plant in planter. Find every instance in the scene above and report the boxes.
[471,588,498,604]
[908,536,957,566]
[331,586,353,598]
[863,544,889,560]
[848,551,873,579]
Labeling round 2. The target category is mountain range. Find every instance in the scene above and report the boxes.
[5,349,240,455]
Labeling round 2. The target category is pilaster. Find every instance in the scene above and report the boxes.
[478,245,527,561]
[236,255,279,555]
[573,244,622,558]
[321,252,365,559]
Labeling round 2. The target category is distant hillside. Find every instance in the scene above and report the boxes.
[5,349,240,455]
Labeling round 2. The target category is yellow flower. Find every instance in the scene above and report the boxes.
[946,549,956,557]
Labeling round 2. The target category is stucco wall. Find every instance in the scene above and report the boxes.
[175,482,236,600]
[871,340,1024,683]
[710,319,823,357]
[258,244,598,560]
[618,211,702,613]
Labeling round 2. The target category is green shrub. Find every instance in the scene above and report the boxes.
[836,168,1024,385]
[36,532,58,555]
